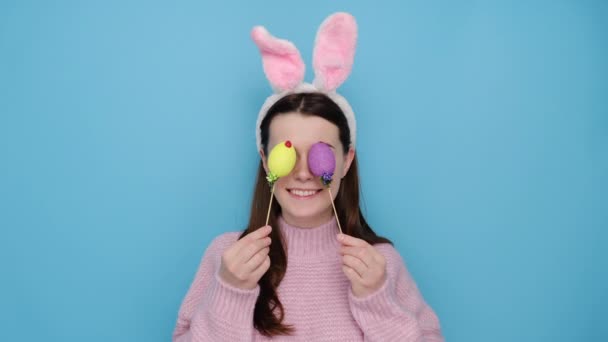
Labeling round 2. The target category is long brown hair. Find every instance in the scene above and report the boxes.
[239,93,393,337]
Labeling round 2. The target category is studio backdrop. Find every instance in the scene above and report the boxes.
[0,1,606,341]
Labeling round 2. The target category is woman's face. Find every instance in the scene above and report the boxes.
[261,112,355,228]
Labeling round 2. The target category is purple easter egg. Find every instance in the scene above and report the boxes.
[308,142,336,185]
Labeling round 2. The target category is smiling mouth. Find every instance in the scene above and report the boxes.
[287,188,323,199]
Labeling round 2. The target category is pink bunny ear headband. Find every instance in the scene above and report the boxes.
[252,12,358,153]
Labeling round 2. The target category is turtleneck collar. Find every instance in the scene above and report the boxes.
[277,215,341,260]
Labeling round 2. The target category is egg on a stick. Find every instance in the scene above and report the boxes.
[308,142,342,233]
[265,140,296,225]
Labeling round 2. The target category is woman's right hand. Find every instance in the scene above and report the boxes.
[219,225,272,290]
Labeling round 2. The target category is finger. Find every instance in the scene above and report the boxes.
[245,225,272,241]
[244,246,270,272]
[233,226,272,250]
[342,254,367,279]
[231,226,271,259]
[236,236,272,264]
[342,265,363,284]
[339,237,384,263]
[340,246,373,268]
[337,233,368,247]
[251,255,271,280]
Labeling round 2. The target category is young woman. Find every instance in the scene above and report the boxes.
[172,13,444,341]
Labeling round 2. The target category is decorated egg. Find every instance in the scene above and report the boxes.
[266,140,296,185]
[308,142,336,186]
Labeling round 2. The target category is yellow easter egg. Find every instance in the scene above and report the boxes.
[268,140,296,179]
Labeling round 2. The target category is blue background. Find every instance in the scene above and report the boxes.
[1,1,606,341]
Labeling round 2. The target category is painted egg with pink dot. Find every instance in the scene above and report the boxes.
[308,142,336,185]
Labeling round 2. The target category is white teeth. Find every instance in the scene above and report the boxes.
[290,189,317,197]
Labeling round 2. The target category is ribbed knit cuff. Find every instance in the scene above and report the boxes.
[348,276,401,324]
[205,270,261,324]
[348,278,426,341]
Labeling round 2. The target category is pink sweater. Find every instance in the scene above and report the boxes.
[172,217,444,341]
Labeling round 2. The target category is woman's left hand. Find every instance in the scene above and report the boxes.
[337,233,387,298]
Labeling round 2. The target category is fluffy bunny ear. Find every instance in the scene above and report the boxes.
[251,26,305,93]
[312,12,358,92]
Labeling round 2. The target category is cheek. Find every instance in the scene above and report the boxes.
[335,159,346,177]
[274,176,289,189]
[332,177,341,191]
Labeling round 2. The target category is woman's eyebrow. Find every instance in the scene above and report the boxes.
[320,141,336,149]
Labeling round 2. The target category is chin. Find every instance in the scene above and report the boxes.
[282,207,324,221]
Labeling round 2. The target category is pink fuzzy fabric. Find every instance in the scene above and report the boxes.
[251,26,305,92]
[313,12,358,92]
[251,12,360,152]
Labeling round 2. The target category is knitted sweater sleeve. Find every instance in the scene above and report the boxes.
[347,244,444,342]
[172,233,260,342]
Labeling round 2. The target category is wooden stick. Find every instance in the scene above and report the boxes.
[265,183,275,226]
[328,188,342,234]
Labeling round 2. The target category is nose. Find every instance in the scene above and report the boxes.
[292,150,314,182]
